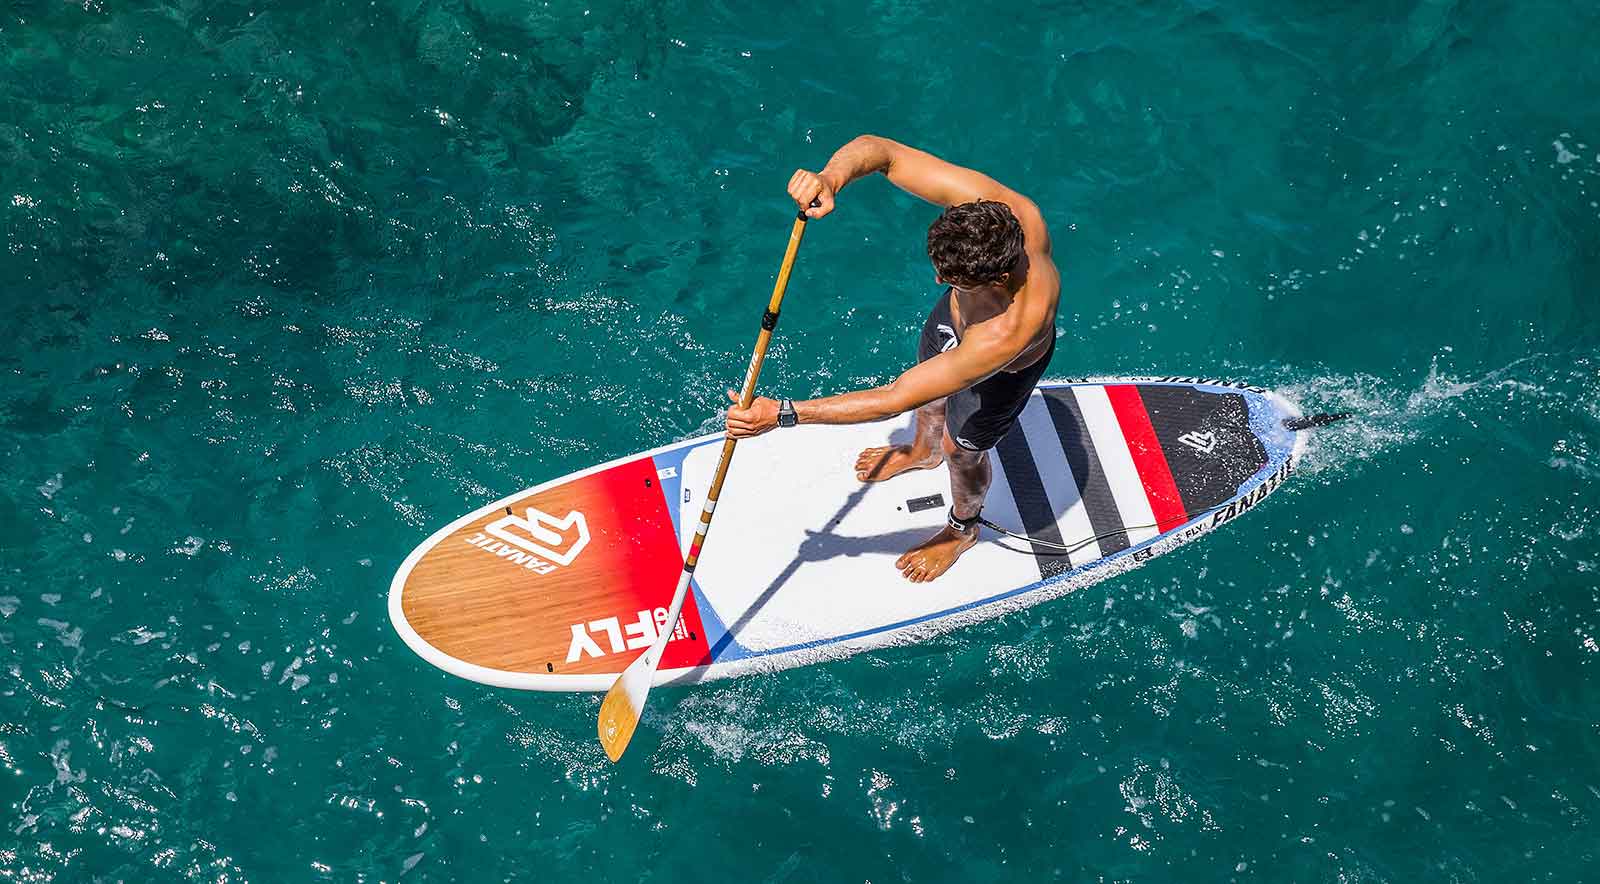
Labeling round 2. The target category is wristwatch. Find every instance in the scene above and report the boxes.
[777,398,798,428]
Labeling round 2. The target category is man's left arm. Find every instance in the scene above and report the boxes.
[726,339,1010,437]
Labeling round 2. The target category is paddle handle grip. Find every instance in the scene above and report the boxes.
[682,211,810,572]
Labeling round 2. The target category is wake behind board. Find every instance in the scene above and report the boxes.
[389,379,1306,691]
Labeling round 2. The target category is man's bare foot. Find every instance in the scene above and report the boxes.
[854,445,943,482]
[895,524,979,583]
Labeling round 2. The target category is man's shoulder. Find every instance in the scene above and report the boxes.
[1012,196,1053,254]
[1018,255,1061,308]
[1014,275,1061,344]
[967,301,1048,352]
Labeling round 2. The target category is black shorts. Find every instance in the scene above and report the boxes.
[917,289,1055,451]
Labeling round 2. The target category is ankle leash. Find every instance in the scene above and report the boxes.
[947,507,981,536]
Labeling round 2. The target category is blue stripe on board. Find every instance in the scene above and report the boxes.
[650,446,692,539]
[651,438,752,661]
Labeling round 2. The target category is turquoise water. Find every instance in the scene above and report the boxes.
[4,0,1599,879]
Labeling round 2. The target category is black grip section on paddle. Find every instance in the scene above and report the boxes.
[761,309,780,331]
[796,198,822,221]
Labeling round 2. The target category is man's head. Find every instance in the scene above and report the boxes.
[926,199,1025,290]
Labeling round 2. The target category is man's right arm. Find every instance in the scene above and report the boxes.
[791,135,1050,256]
[787,136,895,219]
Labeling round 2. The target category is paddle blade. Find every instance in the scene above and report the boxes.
[597,656,654,762]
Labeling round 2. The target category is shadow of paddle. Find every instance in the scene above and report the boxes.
[708,419,930,658]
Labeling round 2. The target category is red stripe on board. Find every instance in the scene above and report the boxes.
[1104,385,1187,532]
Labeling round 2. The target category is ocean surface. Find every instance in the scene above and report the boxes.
[3,0,1599,880]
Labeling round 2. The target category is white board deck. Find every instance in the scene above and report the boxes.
[390,379,1306,691]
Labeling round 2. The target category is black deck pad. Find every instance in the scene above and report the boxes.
[1136,386,1268,513]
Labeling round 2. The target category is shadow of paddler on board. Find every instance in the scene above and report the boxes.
[706,419,983,659]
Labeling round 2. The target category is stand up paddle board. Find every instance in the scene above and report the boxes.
[389,378,1307,691]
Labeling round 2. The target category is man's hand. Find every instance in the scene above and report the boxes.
[725,390,780,438]
[787,169,836,219]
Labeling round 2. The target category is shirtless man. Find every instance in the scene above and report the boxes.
[725,135,1060,583]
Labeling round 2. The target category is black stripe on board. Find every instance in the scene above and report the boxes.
[1041,389,1131,556]
[993,423,1072,579]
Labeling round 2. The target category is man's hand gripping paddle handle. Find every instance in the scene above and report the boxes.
[598,206,814,762]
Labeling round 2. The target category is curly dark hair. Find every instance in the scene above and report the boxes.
[926,199,1025,288]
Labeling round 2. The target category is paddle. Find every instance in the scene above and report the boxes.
[598,204,815,762]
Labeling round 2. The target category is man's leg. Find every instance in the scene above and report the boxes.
[894,430,990,582]
[854,397,947,482]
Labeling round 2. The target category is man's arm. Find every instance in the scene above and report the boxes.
[792,135,1051,256]
[725,336,1012,437]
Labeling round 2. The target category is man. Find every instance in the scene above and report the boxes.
[725,135,1060,583]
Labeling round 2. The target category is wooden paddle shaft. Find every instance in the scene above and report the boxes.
[683,210,811,572]
[596,206,815,763]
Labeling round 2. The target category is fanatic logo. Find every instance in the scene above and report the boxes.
[463,506,590,574]
[1178,430,1217,454]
